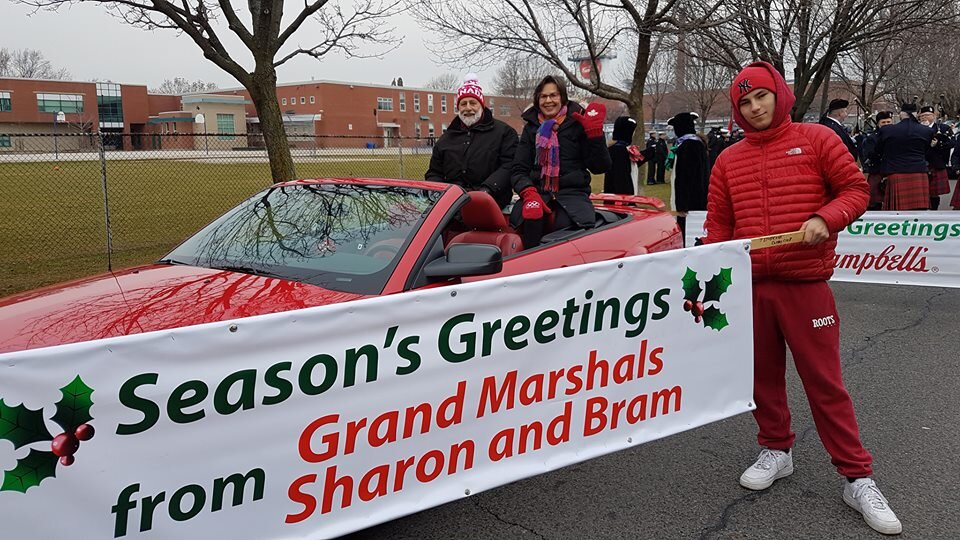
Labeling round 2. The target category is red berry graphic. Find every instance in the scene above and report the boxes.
[695,315,702,323]
[693,302,705,316]
[51,433,79,457]
[75,423,95,441]
[60,455,75,466]
[683,300,693,312]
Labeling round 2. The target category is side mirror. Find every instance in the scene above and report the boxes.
[424,244,503,278]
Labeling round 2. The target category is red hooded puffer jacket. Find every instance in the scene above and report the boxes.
[704,61,868,281]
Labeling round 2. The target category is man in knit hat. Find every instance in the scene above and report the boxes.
[426,74,518,207]
[703,61,901,535]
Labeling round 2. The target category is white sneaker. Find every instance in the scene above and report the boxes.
[843,478,902,535]
[739,448,793,490]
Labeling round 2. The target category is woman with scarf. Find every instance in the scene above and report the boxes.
[511,76,611,248]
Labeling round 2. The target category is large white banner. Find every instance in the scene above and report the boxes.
[0,242,753,539]
[686,211,960,287]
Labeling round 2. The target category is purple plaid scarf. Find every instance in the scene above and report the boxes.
[536,105,567,193]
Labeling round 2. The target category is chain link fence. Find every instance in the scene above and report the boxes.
[0,132,438,297]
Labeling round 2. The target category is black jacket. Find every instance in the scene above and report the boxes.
[860,132,882,174]
[926,122,954,170]
[604,117,638,195]
[819,115,858,160]
[672,136,709,212]
[876,116,934,174]
[511,101,611,228]
[426,108,518,207]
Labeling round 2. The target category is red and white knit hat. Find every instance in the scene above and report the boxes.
[456,73,485,107]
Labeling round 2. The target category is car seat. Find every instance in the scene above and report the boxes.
[447,191,524,256]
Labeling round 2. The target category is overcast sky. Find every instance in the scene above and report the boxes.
[0,2,508,90]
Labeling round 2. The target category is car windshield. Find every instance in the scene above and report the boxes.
[163,183,443,294]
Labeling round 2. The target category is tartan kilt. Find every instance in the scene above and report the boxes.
[952,179,960,209]
[929,167,951,196]
[867,173,885,207]
[884,173,929,210]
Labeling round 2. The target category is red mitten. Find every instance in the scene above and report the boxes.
[627,144,644,163]
[572,102,607,138]
[520,187,551,220]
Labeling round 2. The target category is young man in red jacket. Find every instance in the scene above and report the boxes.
[704,62,901,535]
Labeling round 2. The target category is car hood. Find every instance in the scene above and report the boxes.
[0,264,367,354]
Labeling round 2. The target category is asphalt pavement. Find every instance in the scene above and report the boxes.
[344,282,960,540]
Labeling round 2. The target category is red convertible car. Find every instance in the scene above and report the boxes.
[0,178,682,354]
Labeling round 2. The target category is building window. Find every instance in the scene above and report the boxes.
[499,105,511,117]
[415,123,421,139]
[217,113,236,140]
[428,94,434,113]
[309,96,315,104]
[377,97,393,111]
[399,92,406,112]
[428,123,435,138]
[282,97,287,105]
[96,83,124,126]
[0,135,10,147]
[37,93,83,114]
[441,95,447,114]
[300,96,306,104]
[414,93,420,113]
[0,92,11,112]
[441,123,447,133]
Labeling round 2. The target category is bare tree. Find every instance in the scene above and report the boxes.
[638,41,676,130]
[151,77,220,94]
[15,0,401,183]
[0,48,70,79]
[681,50,733,131]
[409,0,727,141]
[695,0,957,120]
[493,54,556,114]
[424,72,461,91]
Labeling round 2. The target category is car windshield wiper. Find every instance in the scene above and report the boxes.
[157,257,191,266]
[211,264,281,278]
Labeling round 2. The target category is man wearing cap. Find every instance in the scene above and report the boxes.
[820,98,858,160]
[425,75,518,208]
[874,103,934,210]
[919,105,954,209]
[860,111,895,210]
[704,61,901,535]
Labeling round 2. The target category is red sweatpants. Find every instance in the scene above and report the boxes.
[752,280,873,478]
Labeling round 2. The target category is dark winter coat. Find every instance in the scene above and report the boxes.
[426,108,518,207]
[953,132,960,170]
[926,122,954,170]
[819,115,858,161]
[672,136,710,212]
[511,101,611,228]
[655,139,669,161]
[604,117,638,195]
[875,116,934,174]
[860,132,883,174]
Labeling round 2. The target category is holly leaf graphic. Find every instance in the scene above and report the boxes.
[702,306,729,331]
[51,376,94,433]
[703,267,733,303]
[681,268,702,302]
[0,449,58,493]
[0,399,53,449]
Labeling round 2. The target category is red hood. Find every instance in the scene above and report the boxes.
[0,265,366,354]
[730,61,796,135]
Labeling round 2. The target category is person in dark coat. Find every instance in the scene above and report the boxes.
[709,128,729,170]
[654,133,669,183]
[874,103,934,210]
[425,75,518,208]
[819,98,858,161]
[860,111,894,210]
[604,116,648,194]
[645,132,659,185]
[666,112,709,242]
[919,105,954,210]
[511,75,610,248]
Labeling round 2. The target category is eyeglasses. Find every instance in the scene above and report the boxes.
[539,93,561,100]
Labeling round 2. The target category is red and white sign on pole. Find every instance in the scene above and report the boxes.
[579,59,602,80]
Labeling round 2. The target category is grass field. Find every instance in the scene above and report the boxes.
[0,156,668,297]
